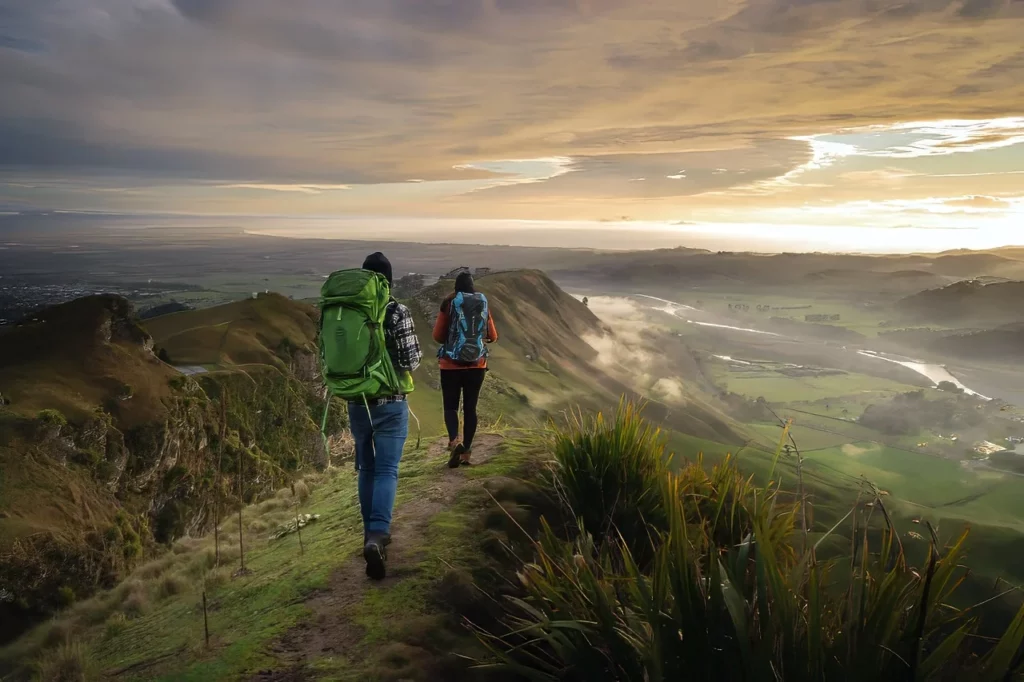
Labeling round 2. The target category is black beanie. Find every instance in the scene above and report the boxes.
[454,271,475,294]
[362,252,393,285]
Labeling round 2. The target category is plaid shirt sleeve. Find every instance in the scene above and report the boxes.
[385,301,422,372]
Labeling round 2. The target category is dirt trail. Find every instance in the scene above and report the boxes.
[247,434,503,681]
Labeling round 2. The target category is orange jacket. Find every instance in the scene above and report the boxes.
[433,293,498,370]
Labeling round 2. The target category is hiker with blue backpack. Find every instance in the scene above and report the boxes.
[318,252,422,580]
[432,271,498,469]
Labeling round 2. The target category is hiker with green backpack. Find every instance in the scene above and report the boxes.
[319,252,422,580]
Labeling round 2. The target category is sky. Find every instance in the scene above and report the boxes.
[1,0,1023,252]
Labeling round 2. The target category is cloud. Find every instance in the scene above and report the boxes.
[220,183,352,194]
[943,195,1013,209]
[0,0,1022,221]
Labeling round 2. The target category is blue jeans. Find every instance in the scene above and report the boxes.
[349,400,409,535]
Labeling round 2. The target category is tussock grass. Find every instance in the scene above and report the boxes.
[103,613,127,640]
[156,572,188,600]
[203,566,233,590]
[257,498,288,514]
[117,581,150,619]
[548,401,669,564]
[136,554,175,580]
[171,537,202,555]
[292,480,310,505]
[477,402,1024,682]
[41,619,78,649]
[34,639,95,682]
[247,518,270,535]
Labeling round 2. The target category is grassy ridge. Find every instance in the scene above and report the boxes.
[145,293,319,369]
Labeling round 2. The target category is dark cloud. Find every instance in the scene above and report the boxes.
[0,0,1021,213]
[462,140,809,201]
[958,0,1007,17]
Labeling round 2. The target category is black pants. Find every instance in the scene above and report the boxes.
[440,368,487,450]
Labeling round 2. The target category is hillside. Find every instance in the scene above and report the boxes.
[0,295,177,428]
[3,407,1023,681]
[145,293,319,370]
[415,270,742,444]
[0,295,333,645]
[896,280,1024,325]
[556,249,1024,297]
[931,323,1024,362]
[0,271,674,647]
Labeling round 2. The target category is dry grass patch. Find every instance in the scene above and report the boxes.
[136,554,176,580]
[203,566,234,590]
[171,537,203,555]
[157,572,189,600]
[34,639,96,682]
[103,613,128,640]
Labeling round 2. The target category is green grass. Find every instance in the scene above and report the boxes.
[474,405,1024,682]
[712,364,920,404]
[2,382,542,682]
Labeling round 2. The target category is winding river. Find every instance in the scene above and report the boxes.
[635,294,991,400]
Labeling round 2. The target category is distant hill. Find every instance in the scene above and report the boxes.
[931,323,1024,362]
[896,280,1024,325]
[556,249,1024,296]
[801,268,947,294]
[417,270,742,444]
[0,294,176,427]
[138,300,193,319]
[144,293,318,370]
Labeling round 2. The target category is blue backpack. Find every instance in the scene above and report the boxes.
[439,292,489,364]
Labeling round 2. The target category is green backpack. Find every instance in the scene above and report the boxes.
[318,268,401,402]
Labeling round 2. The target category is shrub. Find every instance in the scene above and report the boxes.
[56,587,75,608]
[67,592,117,627]
[36,409,67,428]
[477,406,1024,682]
[548,401,669,563]
[293,480,310,505]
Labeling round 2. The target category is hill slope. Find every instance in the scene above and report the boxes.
[415,270,741,444]
[0,295,332,644]
[145,293,319,370]
[931,322,1024,362]
[556,249,1024,297]
[896,280,1024,325]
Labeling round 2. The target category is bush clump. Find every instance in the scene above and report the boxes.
[549,401,669,563]
[36,409,67,429]
[35,639,96,682]
[476,403,1024,682]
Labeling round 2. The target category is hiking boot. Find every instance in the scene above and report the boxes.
[459,449,472,466]
[447,442,466,469]
[363,535,387,580]
[363,532,392,547]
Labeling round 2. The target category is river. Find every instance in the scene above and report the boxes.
[634,294,991,399]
